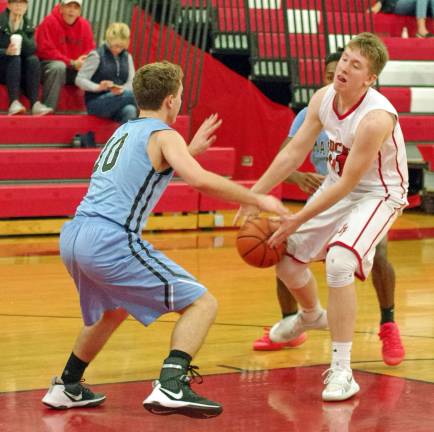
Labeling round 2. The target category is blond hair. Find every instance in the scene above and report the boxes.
[346,32,389,76]
[105,22,130,42]
[133,61,183,110]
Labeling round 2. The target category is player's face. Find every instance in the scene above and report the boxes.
[60,3,81,25]
[333,48,376,92]
[323,61,337,85]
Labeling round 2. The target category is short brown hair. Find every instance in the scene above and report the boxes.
[133,61,183,111]
[346,32,389,76]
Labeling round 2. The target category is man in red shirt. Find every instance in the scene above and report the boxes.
[35,0,95,110]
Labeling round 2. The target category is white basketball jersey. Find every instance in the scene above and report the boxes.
[319,85,408,206]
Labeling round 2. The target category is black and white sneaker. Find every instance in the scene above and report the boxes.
[42,377,106,409]
[143,366,223,418]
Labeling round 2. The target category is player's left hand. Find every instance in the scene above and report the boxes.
[233,203,260,226]
[233,195,289,226]
[268,214,301,247]
[188,113,223,157]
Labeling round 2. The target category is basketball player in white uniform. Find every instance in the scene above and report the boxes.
[237,33,408,401]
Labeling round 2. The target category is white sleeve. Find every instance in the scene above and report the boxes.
[75,50,102,93]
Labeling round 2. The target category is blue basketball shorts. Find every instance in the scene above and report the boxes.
[60,216,207,326]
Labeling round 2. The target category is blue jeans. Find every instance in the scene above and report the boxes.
[0,54,41,105]
[86,90,138,124]
[395,0,434,18]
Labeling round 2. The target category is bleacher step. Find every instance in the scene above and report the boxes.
[0,115,190,145]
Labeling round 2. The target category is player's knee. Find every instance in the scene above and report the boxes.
[95,307,128,330]
[326,246,358,288]
[276,255,311,290]
[195,291,218,318]
[373,239,388,266]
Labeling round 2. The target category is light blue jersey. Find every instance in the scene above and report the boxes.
[77,117,174,233]
[289,107,329,176]
[61,117,206,326]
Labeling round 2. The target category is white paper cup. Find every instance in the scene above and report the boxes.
[10,34,22,55]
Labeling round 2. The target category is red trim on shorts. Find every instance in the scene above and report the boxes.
[377,151,389,196]
[351,200,383,249]
[392,130,407,200]
[363,209,398,258]
[284,252,308,264]
[327,241,366,281]
[333,91,368,120]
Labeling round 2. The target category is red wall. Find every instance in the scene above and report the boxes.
[191,53,294,180]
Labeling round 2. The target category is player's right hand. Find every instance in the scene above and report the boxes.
[293,172,325,194]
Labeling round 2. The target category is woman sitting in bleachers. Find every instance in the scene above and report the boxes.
[0,0,52,115]
[75,22,137,124]
[370,0,433,38]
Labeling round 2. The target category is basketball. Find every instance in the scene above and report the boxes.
[236,217,286,268]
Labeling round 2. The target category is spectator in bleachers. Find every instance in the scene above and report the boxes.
[35,0,95,111]
[370,0,434,38]
[75,22,137,124]
[0,0,53,115]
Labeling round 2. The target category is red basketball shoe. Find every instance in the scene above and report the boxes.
[379,322,405,366]
[253,327,307,351]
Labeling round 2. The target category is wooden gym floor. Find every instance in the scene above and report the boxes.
[0,208,433,431]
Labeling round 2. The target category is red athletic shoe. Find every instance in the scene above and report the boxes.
[378,322,405,366]
[253,327,307,351]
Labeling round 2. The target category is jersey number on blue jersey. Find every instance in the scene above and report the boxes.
[93,133,128,173]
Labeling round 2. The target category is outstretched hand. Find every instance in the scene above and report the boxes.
[233,195,289,226]
[188,113,223,157]
[268,214,301,248]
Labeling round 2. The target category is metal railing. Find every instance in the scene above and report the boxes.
[26,0,133,45]
[130,0,211,114]
[24,0,209,115]
[208,0,374,106]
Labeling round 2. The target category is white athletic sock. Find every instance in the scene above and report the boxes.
[331,341,352,370]
[301,302,322,322]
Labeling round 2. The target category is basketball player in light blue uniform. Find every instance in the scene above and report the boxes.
[41,61,288,418]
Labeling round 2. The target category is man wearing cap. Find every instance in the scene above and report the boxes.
[35,0,95,111]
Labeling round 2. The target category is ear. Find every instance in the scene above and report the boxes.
[166,94,175,109]
[365,73,377,87]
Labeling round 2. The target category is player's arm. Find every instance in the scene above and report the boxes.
[156,130,289,216]
[269,109,395,246]
[250,87,326,195]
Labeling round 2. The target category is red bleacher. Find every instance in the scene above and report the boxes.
[0,114,190,145]
[0,85,86,113]
[0,147,236,181]
[0,145,241,218]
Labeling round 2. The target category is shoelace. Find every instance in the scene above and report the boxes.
[180,365,204,385]
[322,368,350,385]
[259,327,271,341]
[379,326,402,350]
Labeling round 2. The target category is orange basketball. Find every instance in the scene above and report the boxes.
[236,217,286,268]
